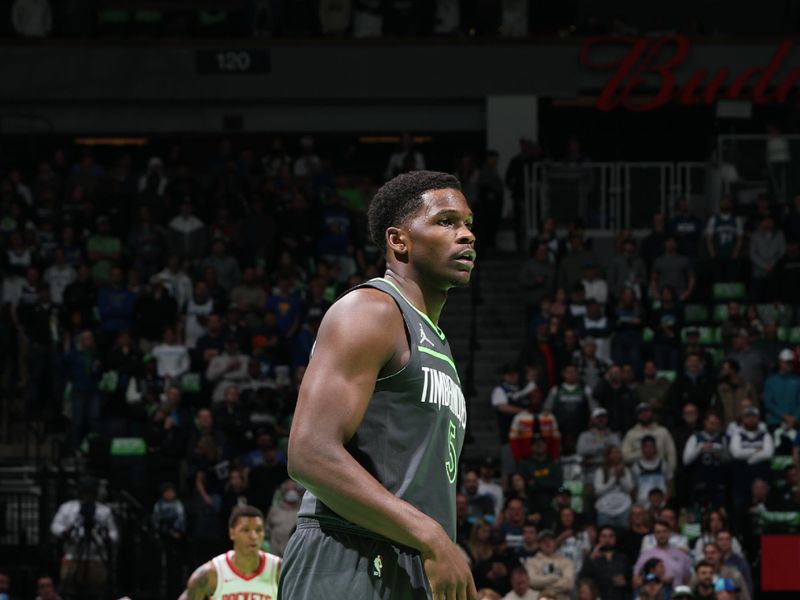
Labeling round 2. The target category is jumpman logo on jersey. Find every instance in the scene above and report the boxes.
[419,323,434,347]
[372,555,384,578]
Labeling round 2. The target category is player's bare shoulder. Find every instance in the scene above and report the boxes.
[319,287,405,346]
[179,560,217,600]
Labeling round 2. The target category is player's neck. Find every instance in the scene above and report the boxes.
[231,549,261,574]
[383,269,447,324]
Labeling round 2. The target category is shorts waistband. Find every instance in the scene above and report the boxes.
[296,517,418,552]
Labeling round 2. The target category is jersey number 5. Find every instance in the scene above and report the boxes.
[445,420,457,484]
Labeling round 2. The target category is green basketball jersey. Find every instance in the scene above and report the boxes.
[297,277,467,542]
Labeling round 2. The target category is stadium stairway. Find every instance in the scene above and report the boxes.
[440,255,526,463]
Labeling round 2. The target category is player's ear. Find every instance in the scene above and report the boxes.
[386,226,409,257]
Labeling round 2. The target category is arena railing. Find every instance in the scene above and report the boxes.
[523,160,715,236]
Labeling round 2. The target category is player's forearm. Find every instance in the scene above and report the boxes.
[289,439,447,555]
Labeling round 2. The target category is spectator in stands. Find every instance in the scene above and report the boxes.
[691,561,716,600]
[558,234,592,292]
[545,363,592,452]
[519,435,562,518]
[127,206,165,283]
[134,278,178,348]
[63,330,101,449]
[749,215,786,301]
[682,412,728,507]
[773,241,800,311]
[730,407,774,511]
[650,285,684,371]
[694,544,750,600]
[634,520,691,588]
[492,364,526,443]
[525,530,575,600]
[727,330,768,401]
[520,243,555,316]
[86,215,121,284]
[578,300,612,363]
[711,359,757,426]
[34,574,62,600]
[608,237,647,301]
[577,407,620,481]
[668,197,705,259]
[611,287,644,372]
[593,445,634,529]
[650,237,695,302]
[203,239,241,293]
[764,348,800,428]
[632,436,674,507]
[463,470,496,523]
[96,265,138,340]
[553,506,591,575]
[515,523,539,562]
[479,458,505,521]
[579,526,630,600]
[43,247,76,306]
[622,402,677,469]
[593,365,637,435]
[503,566,537,600]
[206,335,250,402]
[641,507,689,555]
[755,320,786,372]
[384,133,425,181]
[265,274,302,346]
[156,255,192,312]
[167,200,207,260]
[716,531,752,596]
[151,326,190,384]
[499,497,528,552]
[265,480,300,556]
[182,281,214,350]
[636,360,673,425]
[670,353,715,422]
[690,510,739,562]
[581,263,608,306]
[705,196,743,282]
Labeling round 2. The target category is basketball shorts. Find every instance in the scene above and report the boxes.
[279,518,431,600]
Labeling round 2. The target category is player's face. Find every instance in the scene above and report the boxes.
[230,516,265,555]
[404,188,475,288]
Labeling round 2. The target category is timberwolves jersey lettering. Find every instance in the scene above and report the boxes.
[298,277,467,541]
[210,551,281,600]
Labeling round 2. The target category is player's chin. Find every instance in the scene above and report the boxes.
[448,269,473,287]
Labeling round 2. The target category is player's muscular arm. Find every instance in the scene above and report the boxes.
[178,562,216,600]
[288,289,476,599]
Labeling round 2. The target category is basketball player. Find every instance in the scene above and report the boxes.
[279,171,478,600]
[179,505,281,600]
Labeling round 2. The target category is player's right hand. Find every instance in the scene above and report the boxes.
[422,532,478,600]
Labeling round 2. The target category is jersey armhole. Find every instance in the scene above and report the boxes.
[209,558,221,598]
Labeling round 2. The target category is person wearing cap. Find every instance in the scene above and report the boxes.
[711,359,758,427]
[682,412,728,507]
[524,530,574,600]
[672,584,694,599]
[622,402,677,470]
[729,406,774,511]
[206,334,250,402]
[478,458,504,520]
[576,407,621,481]
[713,577,739,600]
[763,348,800,428]
[519,434,563,518]
[634,571,666,600]
[492,363,527,444]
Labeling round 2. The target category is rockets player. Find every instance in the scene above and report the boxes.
[179,505,281,600]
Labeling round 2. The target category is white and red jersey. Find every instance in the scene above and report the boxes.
[210,550,281,600]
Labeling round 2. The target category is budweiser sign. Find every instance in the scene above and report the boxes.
[579,34,800,111]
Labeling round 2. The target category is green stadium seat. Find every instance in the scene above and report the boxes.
[713,304,728,322]
[790,327,800,344]
[110,437,147,456]
[656,370,677,382]
[757,303,790,324]
[778,327,789,342]
[684,304,710,323]
[709,348,725,365]
[711,327,723,345]
[713,282,746,301]
[133,10,163,24]
[642,327,654,343]
[98,9,131,25]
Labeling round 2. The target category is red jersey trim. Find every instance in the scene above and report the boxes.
[225,551,266,581]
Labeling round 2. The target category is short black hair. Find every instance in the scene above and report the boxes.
[229,505,264,529]
[368,170,461,252]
